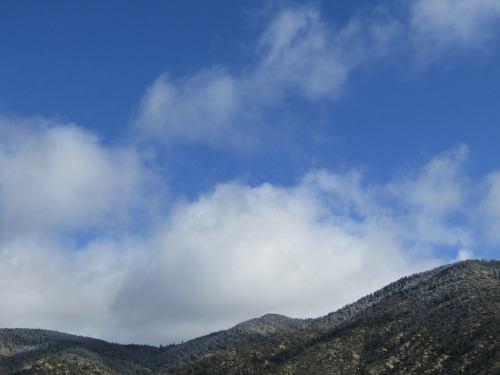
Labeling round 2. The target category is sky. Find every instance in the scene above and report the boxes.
[0,0,499,346]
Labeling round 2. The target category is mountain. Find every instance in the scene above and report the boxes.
[1,259,499,374]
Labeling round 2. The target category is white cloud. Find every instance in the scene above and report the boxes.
[254,5,350,99]
[0,115,162,341]
[114,161,478,344]
[132,4,401,149]
[0,122,496,345]
[456,248,474,261]
[388,146,470,218]
[256,4,404,97]
[0,116,160,240]
[0,234,147,340]
[387,146,473,249]
[133,69,247,149]
[410,0,500,60]
[132,1,500,150]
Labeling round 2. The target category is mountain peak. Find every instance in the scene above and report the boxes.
[233,313,311,335]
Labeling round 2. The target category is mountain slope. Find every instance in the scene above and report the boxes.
[1,259,499,374]
[164,259,500,374]
[0,314,310,374]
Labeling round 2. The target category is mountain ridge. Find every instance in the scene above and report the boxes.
[1,259,499,374]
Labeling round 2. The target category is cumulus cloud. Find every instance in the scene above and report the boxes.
[0,115,161,340]
[0,235,141,339]
[112,175,437,344]
[0,119,497,345]
[0,116,161,240]
[110,149,482,344]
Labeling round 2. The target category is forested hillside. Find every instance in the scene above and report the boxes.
[1,260,498,374]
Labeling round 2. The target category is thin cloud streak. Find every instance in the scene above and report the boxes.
[132,0,500,150]
[132,4,400,149]
[410,0,500,62]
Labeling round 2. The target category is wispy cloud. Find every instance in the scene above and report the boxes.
[133,69,246,149]
[132,4,400,150]
[410,0,500,61]
[132,1,500,150]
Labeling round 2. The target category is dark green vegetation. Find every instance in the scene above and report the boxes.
[1,260,499,374]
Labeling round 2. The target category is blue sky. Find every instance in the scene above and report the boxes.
[0,0,499,345]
